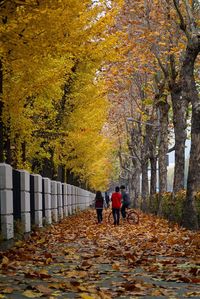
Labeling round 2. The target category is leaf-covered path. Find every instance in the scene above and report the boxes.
[0,209,200,298]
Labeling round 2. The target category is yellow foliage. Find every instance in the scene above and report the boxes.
[0,0,124,187]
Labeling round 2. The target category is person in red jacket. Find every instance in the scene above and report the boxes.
[111,186,122,225]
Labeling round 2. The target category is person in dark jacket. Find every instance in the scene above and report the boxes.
[105,191,110,208]
[94,191,104,223]
[120,185,130,219]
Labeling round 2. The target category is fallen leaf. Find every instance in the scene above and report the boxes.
[45,257,53,264]
[112,262,120,270]
[1,287,14,294]
[34,285,52,295]
[22,290,43,298]
[38,269,51,278]
[185,291,200,297]
[80,293,96,299]
[1,256,9,267]
[77,286,88,292]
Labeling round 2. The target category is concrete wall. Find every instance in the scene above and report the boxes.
[0,163,95,240]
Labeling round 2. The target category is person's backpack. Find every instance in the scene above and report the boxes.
[123,192,130,203]
[95,198,103,208]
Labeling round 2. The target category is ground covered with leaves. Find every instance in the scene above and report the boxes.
[0,209,200,298]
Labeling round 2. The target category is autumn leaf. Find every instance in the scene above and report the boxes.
[1,256,9,266]
[1,287,14,294]
[44,253,53,259]
[80,293,96,299]
[151,289,164,296]
[112,262,120,270]
[24,271,39,279]
[44,257,53,265]
[38,269,51,278]
[14,240,24,247]
[77,286,88,292]
[22,290,43,298]
[34,285,52,296]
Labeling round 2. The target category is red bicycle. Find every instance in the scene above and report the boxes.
[108,208,139,224]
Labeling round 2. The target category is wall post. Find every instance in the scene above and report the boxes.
[62,183,68,217]
[19,170,31,233]
[42,178,52,225]
[57,182,63,220]
[51,181,58,222]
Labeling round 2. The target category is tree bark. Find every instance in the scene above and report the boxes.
[157,100,170,214]
[158,100,170,194]
[22,141,26,165]
[141,157,149,211]
[181,44,200,229]
[0,59,4,162]
[129,166,141,208]
[172,0,200,230]
[5,132,11,165]
[141,122,152,211]
[184,107,200,229]
[149,156,157,203]
[171,84,188,193]
[147,119,158,203]
[128,125,141,208]
[57,165,66,183]
[40,157,54,179]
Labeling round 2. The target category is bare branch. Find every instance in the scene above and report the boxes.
[169,54,177,81]
[154,51,168,78]
[173,0,191,40]
[168,146,175,153]
[183,0,198,33]
[0,0,6,7]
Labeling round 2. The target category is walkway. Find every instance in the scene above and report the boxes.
[0,209,200,298]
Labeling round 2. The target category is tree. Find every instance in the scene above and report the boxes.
[173,0,200,229]
[0,0,124,190]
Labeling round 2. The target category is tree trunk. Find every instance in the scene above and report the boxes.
[129,166,140,208]
[5,133,11,165]
[141,124,151,211]
[141,157,149,211]
[0,59,4,162]
[172,0,200,229]
[57,165,66,183]
[40,159,52,178]
[128,124,142,208]
[171,84,188,193]
[4,122,12,165]
[157,100,170,213]
[149,156,157,203]
[158,100,170,193]
[181,44,200,230]
[184,107,200,229]
[22,141,26,165]
[147,120,158,205]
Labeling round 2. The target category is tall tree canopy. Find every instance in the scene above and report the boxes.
[0,0,123,190]
[106,0,200,228]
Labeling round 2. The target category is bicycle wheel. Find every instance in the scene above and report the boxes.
[108,212,113,224]
[127,211,139,224]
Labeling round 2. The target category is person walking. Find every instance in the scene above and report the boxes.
[105,191,110,208]
[120,185,131,219]
[94,191,104,224]
[111,186,122,225]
